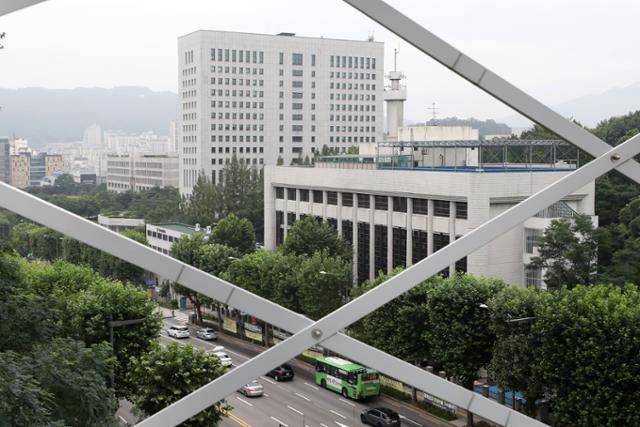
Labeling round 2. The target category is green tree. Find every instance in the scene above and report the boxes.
[28,338,117,426]
[425,274,505,426]
[281,216,351,261]
[528,215,598,290]
[127,342,230,427]
[171,233,210,324]
[181,173,218,227]
[98,229,147,284]
[65,278,161,397]
[212,214,255,254]
[53,173,77,193]
[489,287,547,416]
[535,284,640,426]
[295,250,351,319]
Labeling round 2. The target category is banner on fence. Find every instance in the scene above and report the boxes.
[244,322,263,343]
[424,392,458,414]
[223,318,237,334]
[380,375,404,392]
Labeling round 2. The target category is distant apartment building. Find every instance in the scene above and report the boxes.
[27,153,64,186]
[106,153,179,193]
[264,139,596,288]
[177,30,384,194]
[0,137,10,184]
[10,154,30,188]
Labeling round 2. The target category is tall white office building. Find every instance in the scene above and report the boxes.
[178,30,384,194]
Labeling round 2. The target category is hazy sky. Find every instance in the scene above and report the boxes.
[1,0,638,122]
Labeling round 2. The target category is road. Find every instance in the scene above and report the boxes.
[136,317,454,427]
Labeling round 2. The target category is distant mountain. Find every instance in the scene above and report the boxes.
[424,117,512,137]
[502,81,640,129]
[0,87,178,149]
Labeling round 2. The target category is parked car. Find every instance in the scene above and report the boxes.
[167,325,190,339]
[360,407,401,426]
[211,351,233,367]
[266,363,295,381]
[195,328,217,340]
[238,380,264,397]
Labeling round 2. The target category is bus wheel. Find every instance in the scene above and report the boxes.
[320,379,326,388]
[342,388,348,398]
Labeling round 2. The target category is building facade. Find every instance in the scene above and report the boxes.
[10,154,30,188]
[106,153,179,193]
[264,158,595,287]
[178,30,384,194]
[0,137,10,184]
[145,223,201,255]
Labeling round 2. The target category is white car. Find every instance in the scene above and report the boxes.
[195,328,217,341]
[167,325,189,339]
[211,351,233,367]
[239,380,264,397]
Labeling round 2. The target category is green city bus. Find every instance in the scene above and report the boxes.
[315,356,380,400]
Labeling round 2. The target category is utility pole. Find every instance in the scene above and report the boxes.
[427,102,439,125]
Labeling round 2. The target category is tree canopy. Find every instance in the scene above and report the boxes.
[281,216,351,261]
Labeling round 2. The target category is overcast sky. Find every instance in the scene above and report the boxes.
[1,0,638,122]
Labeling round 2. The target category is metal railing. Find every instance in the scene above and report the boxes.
[3,2,640,427]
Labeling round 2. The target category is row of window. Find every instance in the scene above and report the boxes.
[212,135,264,143]
[275,188,468,219]
[210,65,264,75]
[211,123,264,131]
[211,48,264,64]
[278,52,315,67]
[330,82,376,91]
[330,136,376,143]
[212,157,263,165]
[147,230,179,243]
[210,89,264,98]
[211,77,263,86]
[211,146,264,154]
[331,104,377,112]
[330,55,376,70]
[330,71,376,80]
[211,101,264,109]
[330,124,377,132]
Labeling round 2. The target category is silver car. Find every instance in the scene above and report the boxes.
[167,325,189,339]
[239,380,264,397]
[195,328,217,340]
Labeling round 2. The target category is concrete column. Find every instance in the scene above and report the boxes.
[427,199,434,256]
[322,190,328,222]
[387,196,393,273]
[467,191,491,277]
[283,187,289,240]
[352,193,358,285]
[406,197,413,266]
[264,167,276,249]
[449,201,456,275]
[337,192,343,236]
[369,194,375,281]
[295,188,301,221]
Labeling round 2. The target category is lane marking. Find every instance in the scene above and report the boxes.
[270,416,288,426]
[287,405,304,416]
[304,382,319,390]
[338,398,355,407]
[118,415,128,424]
[264,393,270,397]
[335,422,351,427]
[260,376,276,385]
[295,392,311,402]
[235,396,254,407]
[222,347,250,360]
[330,409,347,419]
[321,424,329,427]
[400,414,423,426]
[228,413,252,427]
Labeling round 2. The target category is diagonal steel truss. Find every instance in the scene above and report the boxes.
[2,1,639,426]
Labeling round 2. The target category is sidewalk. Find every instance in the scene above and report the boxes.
[158,306,189,323]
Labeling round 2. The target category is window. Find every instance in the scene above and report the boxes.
[313,190,323,203]
[292,114,303,121]
[292,103,303,110]
[300,189,309,202]
[374,195,388,210]
[525,268,542,288]
[292,92,303,99]
[279,52,284,65]
[357,193,370,208]
[292,53,303,66]
[342,193,353,207]
[433,200,450,217]
[413,198,428,215]
[275,187,284,199]
[292,81,303,88]
[287,188,296,200]
[393,197,407,213]
[292,69,303,77]
[525,228,543,254]
[327,191,338,205]
[456,202,468,219]
[312,54,316,66]
[292,125,303,131]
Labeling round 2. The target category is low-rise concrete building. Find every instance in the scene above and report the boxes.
[107,153,179,193]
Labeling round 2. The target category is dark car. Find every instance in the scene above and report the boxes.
[266,363,295,381]
[360,407,401,426]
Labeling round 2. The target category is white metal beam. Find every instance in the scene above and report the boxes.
[131,133,640,427]
[0,0,48,16]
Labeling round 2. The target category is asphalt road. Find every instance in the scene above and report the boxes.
[148,318,453,427]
